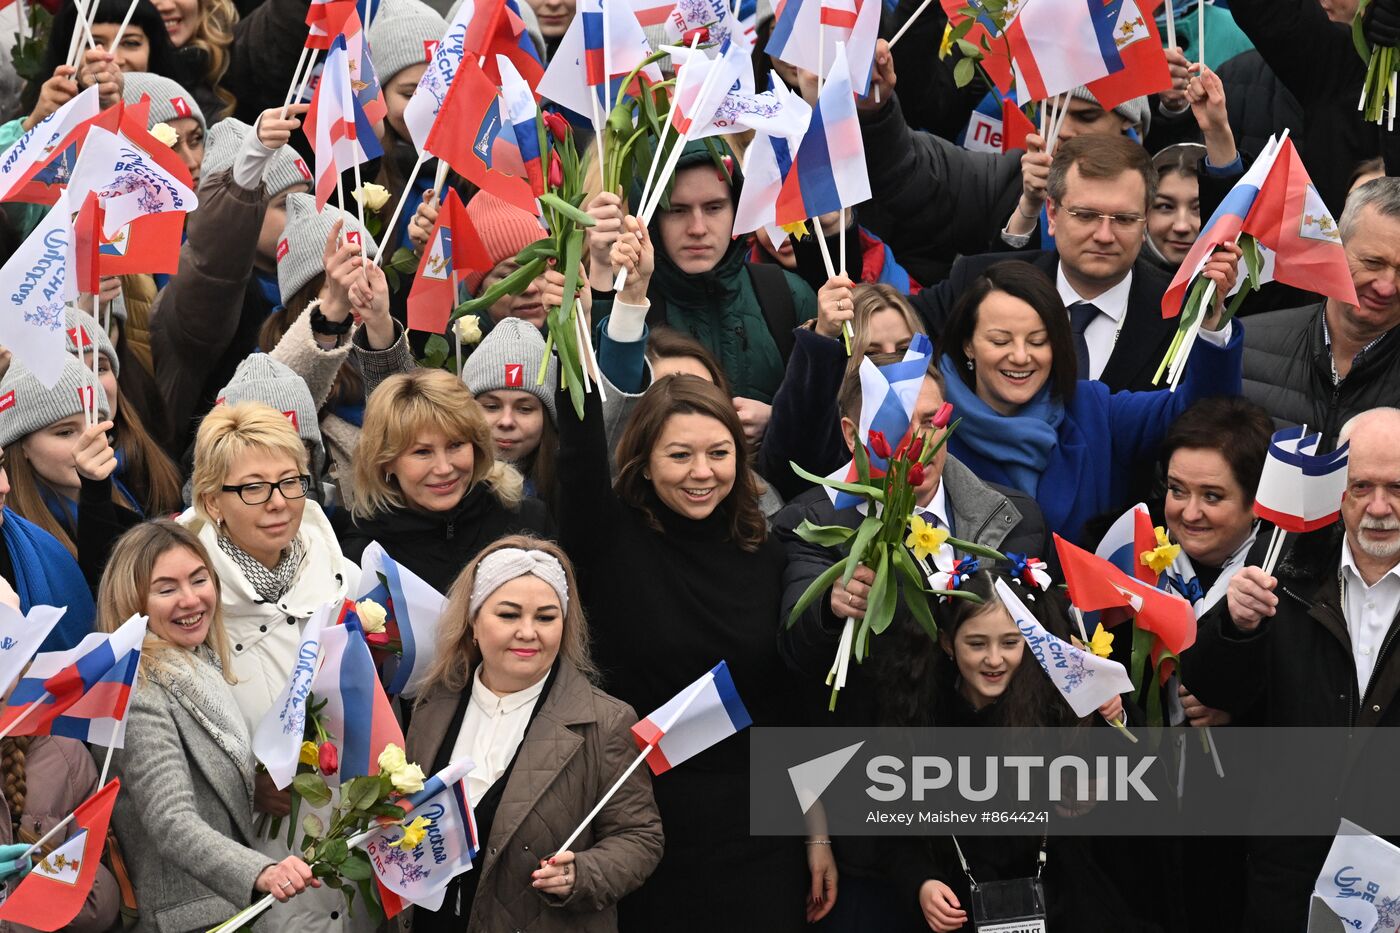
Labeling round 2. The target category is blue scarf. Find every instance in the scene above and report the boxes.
[0,508,95,652]
[255,272,282,313]
[40,475,141,539]
[938,354,1064,497]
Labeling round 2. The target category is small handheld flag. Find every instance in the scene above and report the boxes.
[0,86,102,205]
[406,188,491,334]
[1252,426,1349,535]
[1004,0,1125,104]
[0,191,79,388]
[310,623,405,785]
[0,603,66,697]
[353,542,449,697]
[631,660,752,775]
[252,601,331,789]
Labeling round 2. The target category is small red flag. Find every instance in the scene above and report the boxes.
[1000,98,1038,153]
[406,188,493,334]
[425,57,537,215]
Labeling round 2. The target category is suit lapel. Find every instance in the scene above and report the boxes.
[1097,262,1175,391]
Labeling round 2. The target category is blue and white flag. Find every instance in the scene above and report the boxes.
[354,541,447,698]
[1314,818,1400,933]
[996,578,1132,718]
[0,603,65,698]
[252,600,332,788]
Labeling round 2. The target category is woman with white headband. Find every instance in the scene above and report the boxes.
[404,535,663,933]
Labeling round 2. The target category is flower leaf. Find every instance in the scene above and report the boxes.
[953,56,977,87]
[538,192,597,227]
[866,548,898,635]
[368,803,408,820]
[344,775,383,813]
[945,536,1007,562]
[892,546,939,641]
[789,461,885,502]
[794,521,856,547]
[842,516,884,585]
[321,837,350,866]
[340,851,374,882]
[292,772,332,809]
[786,560,848,629]
[301,812,325,838]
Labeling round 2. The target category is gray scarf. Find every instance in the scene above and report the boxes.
[217,533,306,604]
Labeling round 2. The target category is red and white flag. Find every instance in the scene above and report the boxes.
[1005,0,1124,104]
[1252,426,1349,533]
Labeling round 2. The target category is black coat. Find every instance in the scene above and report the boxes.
[1183,526,1400,930]
[555,384,807,933]
[337,486,554,593]
[912,251,1178,393]
[1242,303,1400,449]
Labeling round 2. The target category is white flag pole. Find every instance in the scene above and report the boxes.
[1164,0,1176,51]
[375,153,428,265]
[108,0,142,60]
[282,47,313,119]
[1196,0,1205,66]
[887,0,933,49]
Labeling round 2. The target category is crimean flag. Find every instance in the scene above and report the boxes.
[305,34,384,209]
[310,623,405,786]
[406,187,491,334]
[353,543,449,698]
[0,779,120,932]
[631,661,752,774]
[425,55,537,214]
[0,613,147,744]
[1252,426,1349,533]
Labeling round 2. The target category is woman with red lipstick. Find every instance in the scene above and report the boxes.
[555,374,810,931]
[343,369,553,593]
[402,535,662,933]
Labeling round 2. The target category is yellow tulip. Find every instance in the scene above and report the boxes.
[1139,526,1181,575]
[905,514,949,562]
[1089,623,1114,659]
[390,816,432,850]
[299,741,319,767]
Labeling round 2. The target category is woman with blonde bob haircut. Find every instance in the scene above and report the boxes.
[180,402,357,933]
[341,369,552,592]
[404,534,662,933]
[101,521,321,933]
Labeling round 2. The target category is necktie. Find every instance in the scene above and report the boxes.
[1068,301,1099,380]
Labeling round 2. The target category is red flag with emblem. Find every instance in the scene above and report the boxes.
[406,188,491,334]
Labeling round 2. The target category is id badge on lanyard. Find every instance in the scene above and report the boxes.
[954,835,1049,933]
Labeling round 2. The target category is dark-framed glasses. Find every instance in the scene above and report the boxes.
[221,475,311,505]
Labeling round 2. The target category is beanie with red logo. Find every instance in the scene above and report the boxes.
[63,308,119,378]
[462,317,557,422]
[201,117,316,200]
[217,354,326,481]
[121,72,206,133]
[367,10,447,86]
[0,359,110,449]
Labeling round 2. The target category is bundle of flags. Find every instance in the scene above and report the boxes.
[537,0,663,129]
[765,0,880,94]
[352,542,449,698]
[309,623,405,785]
[631,661,753,774]
[305,33,384,209]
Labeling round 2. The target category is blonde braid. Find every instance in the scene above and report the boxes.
[1,736,31,826]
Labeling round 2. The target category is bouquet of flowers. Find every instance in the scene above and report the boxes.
[785,409,1006,709]
[1355,0,1399,126]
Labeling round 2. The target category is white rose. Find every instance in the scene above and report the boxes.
[355,598,388,634]
[150,123,179,147]
[390,762,426,794]
[353,183,391,212]
[454,315,483,346]
[377,743,408,775]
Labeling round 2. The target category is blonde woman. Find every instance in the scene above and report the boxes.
[343,370,553,592]
[405,535,662,933]
[102,521,319,933]
[760,283,928,500]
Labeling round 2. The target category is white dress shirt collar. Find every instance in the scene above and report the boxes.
[1339,538,1400,697]
[1055,264,1133,323]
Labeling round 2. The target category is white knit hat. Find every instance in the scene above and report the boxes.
[122,71,206,131]
[0,358,109,448]
[63,308,118,378]
[216,354,326,481]
[368,11,448,84]
[1067,85,1151,135]
[462,317,557,422]
[278,192,379,303]
[201,117,315,199]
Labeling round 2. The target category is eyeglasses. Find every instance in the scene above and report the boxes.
[1062,207,1147,228]
[221,475,311,505]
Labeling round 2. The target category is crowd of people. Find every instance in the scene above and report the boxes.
[0,0,1396,929]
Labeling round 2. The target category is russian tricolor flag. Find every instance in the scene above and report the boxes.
[537,0,661,128]
[631,661,752,775]
[1004,0,1124,104]
[310,623,405,785]
[354,542,449,698]
[0,613,146,746]
[498,55,545,197]
[773,44,870,229]
[1252,427,1349,533]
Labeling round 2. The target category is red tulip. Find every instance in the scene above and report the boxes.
[542,111,571,140]
[548,150,564,188]
[681,26,710,44]
[318,742,339,776]
[932,402,954,429]
[907,434,924,462]
[867,430,892,459]
[908,463,926,487]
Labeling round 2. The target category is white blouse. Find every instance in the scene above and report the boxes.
[448,671,548,806]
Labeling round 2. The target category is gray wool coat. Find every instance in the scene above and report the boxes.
[401,660,664,933]
[109,651,272,933]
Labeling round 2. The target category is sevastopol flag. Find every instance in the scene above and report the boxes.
[1085,0,1172,110]
[1252,426,1349,533]
[498,55,545,196]
[361,758,480,917]
[306,35,384,209]
[0,603,66,698]
[1161,133,1285,318]
[0,614,147,745]
[0,779,120,932]
[538,0,661,125]
[252,601,331,789]
[354,541,450,697]
[773,45,870,228]
[0,191,79,388]
[1243,138,1359,310]
[0,85,102,205]
[426,55,537,214]
[1312,819,1400,933]
[631,661,752,774]
[311,623,405,785]
[406,188,491,334]
[1005,0,1124,104]
[821,333,935,510]
[996,579,1133,717]
[765,0,880,94]
[343,10,388,126]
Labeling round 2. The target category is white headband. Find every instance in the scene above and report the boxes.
[468,548,570,617]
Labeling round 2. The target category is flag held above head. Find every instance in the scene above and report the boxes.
[0,85,103,206]
[1252,426,1350,534]
[766,0,880,94]
[306,34,385,210]
[537,0,662,129]
[426,55,538,215]
[631,661,752,775]
[1005,0,1125,105]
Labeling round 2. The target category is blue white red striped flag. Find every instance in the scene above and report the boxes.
[772,45,869,228]
[1005,0,1124,104]
[310,623,405,785]
[0,613,146,746]
[498,55,545,196]
[631,661,752,774]
[537,0,662,127]
[354,541,448,698]
[765,0,879,94]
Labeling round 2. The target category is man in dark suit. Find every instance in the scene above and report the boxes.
[911,135,1177,393]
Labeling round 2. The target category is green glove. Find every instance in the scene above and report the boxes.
[0,842,32,882]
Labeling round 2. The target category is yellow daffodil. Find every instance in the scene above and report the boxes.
[939,22,954,60]
[390,816,432,850]
[299,741,318,767]
[905,514,949,562]
[149,122,179,147]
[454,315,483,345]
[390,762,427,794]
[779,220,809,241]
[1139,526,1181,575]
[377,743,408,775]
[352,182,391,212]
[355,598,388,634]
[1089,623,1114,658]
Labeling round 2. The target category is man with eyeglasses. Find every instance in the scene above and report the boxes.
[1240,177,1400,448]
[1182,406,1400,930]
[900,135,1193,392]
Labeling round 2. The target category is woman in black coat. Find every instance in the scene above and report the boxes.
[342,369,553,592]
[556,373,812,932]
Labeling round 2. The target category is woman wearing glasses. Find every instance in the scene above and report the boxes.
[937,261,1244,545]
[180,402,357,932]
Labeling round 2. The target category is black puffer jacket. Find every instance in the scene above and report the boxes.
[1241,303,1400,448]
[1216,50,1304,169]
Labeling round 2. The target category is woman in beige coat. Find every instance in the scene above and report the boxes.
[404,535,663,933]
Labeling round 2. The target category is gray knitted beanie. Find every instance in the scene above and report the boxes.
[216,354,326,481]
[463,317,557,422]
[0,359,109,448]
[278,192,380,303]
[63,308,119,378]
[1067,86,1151,135]
[368,11,448,85]
[201,117,315,199]
[122,71,206,131]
